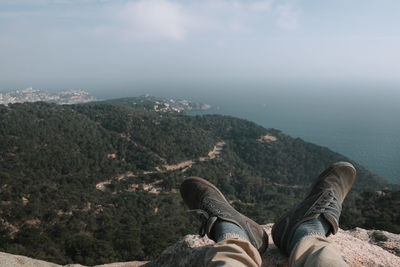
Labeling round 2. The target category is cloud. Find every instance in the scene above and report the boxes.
[117,0,189,41]
[98,0,280,42]
[250,0,274,12]
[2,0,297,43]
[275,3,299,30]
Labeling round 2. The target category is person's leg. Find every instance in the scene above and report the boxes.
[272,162,356,267]
[289,216,347,266]
[180,177,268,267]
[289,234,347,267]
[205,234,262,267]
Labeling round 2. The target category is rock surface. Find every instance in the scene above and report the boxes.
[145,224,400,267]
[1,224,399,266]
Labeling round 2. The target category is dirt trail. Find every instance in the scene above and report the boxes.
[96,141,226,190]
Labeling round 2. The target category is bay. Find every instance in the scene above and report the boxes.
[184,87,400,185]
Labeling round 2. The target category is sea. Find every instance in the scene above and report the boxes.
[94,82,400,185]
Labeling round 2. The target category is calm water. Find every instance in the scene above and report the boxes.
[95,84,400,185]
[184,88,400,185]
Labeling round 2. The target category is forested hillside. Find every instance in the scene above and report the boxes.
[0,99,398,265]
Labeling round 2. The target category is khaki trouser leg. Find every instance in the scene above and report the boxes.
[289,233,348,267]
[204,234,261,267]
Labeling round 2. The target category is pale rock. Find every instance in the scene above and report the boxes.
[144,224,400,267]
[1,224,399,267]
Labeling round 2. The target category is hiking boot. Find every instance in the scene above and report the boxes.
[272,162,356,255]
[180,177,269,254]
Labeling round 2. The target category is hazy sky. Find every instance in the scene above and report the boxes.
[1,0,400,92]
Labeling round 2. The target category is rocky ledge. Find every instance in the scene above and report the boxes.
[1,224,399,267]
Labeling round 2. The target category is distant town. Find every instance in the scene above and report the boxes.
[0,89,212,113]
[0,88,97,105]
[99,94,212,113]
[142,94,211,112]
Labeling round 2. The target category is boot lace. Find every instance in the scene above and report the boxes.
[311,190,342,220]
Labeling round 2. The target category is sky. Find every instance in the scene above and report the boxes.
[1,0,400,93]
[1,0,400,183]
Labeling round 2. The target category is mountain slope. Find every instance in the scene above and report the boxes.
[0,100,398,265]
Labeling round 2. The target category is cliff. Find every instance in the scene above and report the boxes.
[1,224,399,267]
